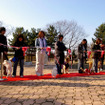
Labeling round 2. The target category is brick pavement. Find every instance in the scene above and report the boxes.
[0,65,105,105]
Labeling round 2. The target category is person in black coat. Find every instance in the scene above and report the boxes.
[12,34,26,77]
[0,27,8,54]
[0,27,8,75]
[55,35,67,74]
[92,38,101,73]
[100,40,105,70]
[78,39,87,73]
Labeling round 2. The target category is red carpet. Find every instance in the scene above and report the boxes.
[1,72,105,82]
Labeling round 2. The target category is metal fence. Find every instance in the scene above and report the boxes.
[7,48,55,62]
[7,48,36,62]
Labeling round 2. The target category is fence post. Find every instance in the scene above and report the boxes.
[0,52,6,81]
[71,50,72,69]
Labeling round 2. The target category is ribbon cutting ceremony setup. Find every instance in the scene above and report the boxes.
[0,43,105,82]
[1,1,105,105]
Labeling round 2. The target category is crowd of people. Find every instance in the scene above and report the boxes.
[0,27,27,77]
[0,27,105,78]
[78,38,105,73]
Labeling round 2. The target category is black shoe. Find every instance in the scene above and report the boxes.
[79,70,84,73]
[59,73,63,75]
[20,75,24,78]
[12,75,16,78]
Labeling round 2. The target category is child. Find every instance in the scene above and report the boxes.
[12,34,26,78]
[62,57,70,74]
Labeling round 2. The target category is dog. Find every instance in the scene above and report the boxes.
[98,60,102,72]
[88,61,94,74]
[3,59,12,77]
[89,60,101,74]
[79,67,85,73]
[62,57,70,74]
[62,64,69,74]
[52,67,58,78]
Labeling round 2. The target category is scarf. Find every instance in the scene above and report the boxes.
[39,38,46,52]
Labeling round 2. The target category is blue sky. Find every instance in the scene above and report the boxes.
[0,0,105,43]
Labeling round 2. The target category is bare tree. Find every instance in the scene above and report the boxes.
[87,42,93,51]
[48,20,87,49]
[0,21,14,38]
[5,25,15,37]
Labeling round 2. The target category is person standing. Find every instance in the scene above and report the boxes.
[0,27,8,75]
[55,34,67,74]
[92,38,101,73]
[78,39,87,73]
[12,34,26,77]
[35,31,47,76]
[84,40,88,64]
[100,40,105,71]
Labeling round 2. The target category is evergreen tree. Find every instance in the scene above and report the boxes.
[8,27,39,46]
[93,23,105,43]
[8,26,59,48]
[25,28,38,46]
[8,27,25,45]
[46,25,58,48]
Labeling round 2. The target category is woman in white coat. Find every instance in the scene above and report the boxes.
[35,31,47,76]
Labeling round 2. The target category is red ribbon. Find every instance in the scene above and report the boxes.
[46,47,51,56]
[68,49,71,54]
[101,50,104,58]
[22,47,29,56]
[87,51,91,58]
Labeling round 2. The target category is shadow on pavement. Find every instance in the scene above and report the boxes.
[57,75,105,81]
[0,97,68,105]
[0,77,105,87]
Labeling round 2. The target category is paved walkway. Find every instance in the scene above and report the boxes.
[0,65,105,105]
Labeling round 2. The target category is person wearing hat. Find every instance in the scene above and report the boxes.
[55,34,67,74]
[78,39,87,73]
